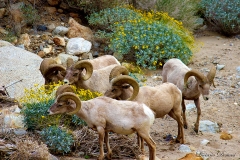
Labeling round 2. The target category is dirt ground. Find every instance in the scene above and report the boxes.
[142,30,240,160]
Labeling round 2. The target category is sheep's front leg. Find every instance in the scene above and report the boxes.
[97,126,105,160]
[104,131,112,159]
[194,98,201,133]
[182,99,188,129]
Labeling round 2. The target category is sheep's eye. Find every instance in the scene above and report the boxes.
[111,89,116,92]
[199,85,203,88]
[57,104,62,108]
[73,73,78,77]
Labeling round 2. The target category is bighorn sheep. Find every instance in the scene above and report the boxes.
[48,85,156,160]
[39,58,66,85]
[104,66,185,145]
[84,55,121,70]
[63,59,120,93]
[162,58,216,133]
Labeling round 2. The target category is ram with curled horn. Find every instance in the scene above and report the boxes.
[105,66,185,149]
[64,58,120,94]
[48,85,157,160]
[162,58,216,133]
[39,58,66,85]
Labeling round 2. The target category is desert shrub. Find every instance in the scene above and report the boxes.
[199,0,240,36]
[155,0,202,32]
[65,0,127,14]
[10,137,50,160]
[20,3,40,26]
[88,6,195,69]
[40,126,74,154]
[20,83,101,130]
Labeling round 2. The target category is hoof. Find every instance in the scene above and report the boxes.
[184,124,188,129]
[175,139,180,143]
[194,128,199,133]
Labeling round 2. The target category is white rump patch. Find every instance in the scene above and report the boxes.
[143,104,155,125]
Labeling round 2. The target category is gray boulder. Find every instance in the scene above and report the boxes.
[0,44,44,99]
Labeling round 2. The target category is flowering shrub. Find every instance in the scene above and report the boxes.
[40,126,74,154]
[88,6,195,69]
[20,83,102,130]
[199,0,240,36]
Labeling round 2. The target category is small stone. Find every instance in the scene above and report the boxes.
[216,64,225,70]
[38,51,45,58]
[201,139,210,145]
[220,131,233,140]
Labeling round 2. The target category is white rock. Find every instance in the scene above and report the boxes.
[179,144,191,153]
[66,37,92,55]
[186,103,196,110]
[52,26,69,36]
[216,64,225,70]
[0,44,44,99]
[201,139,210,145]
[199,120,220,133]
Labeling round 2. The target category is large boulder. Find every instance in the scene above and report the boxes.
[0,44,44,99]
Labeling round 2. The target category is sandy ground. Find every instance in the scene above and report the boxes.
[143,30,240,160]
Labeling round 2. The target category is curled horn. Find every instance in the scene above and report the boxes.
[111,75,139,101]
[184,69,207,87]
[44,64,66,78]
[74,60,93,80]
[56,92,81,115]
[109,66,129,82]
[55,84,75,98]
[66,57,74,68]
[207,65,216,88]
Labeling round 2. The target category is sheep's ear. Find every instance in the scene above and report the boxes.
[122,84,131,89]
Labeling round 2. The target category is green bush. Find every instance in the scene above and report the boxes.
[20,84,101,130]
[20,3,40,26]
[199,0,240,36]
[40,126,74,154]
[88,6,195,69]
[156,0,202,32]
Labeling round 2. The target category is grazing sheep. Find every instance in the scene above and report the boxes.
[85,55,121,70]
[63,59,120,93]
[39,58,66,85]
[162,58,216,133]
[48,85,156,160]
[104,66,184,146]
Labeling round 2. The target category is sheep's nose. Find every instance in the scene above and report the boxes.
[64,79,69,84]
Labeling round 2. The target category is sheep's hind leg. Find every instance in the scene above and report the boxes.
[137,131,156,160]
[97,126,105,160]
[182,99,188,129]
[168,110,185,144]
[137,133,145,154]
[104,131,112,159]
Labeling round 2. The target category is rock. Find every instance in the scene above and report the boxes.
[13,128,27,136]
[47,0,60,6]
[0,8,6,18]
[0,26,8,35]
[38,51,45,58]
[53,36,66,46]
[47,23,56,31]
[216,64,225,70]
[67,17,94,42]
[179,153,203,160]
[179,144,191,153]
[37,25,48,31]
[0,40,13,47]
[0,44,44,99]
[18,33,31,48]
[186,103,196,110]
[57,53,78,66]
[200,139,210,145]
[44,6,57,14]
[43,45,53,54]
[66,37,92,55]
[199,120,220,133]
[220,131,233,140]
[52,26,69,36]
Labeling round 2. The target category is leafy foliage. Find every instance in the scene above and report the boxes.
[156,0,202,32]
[40,126,74,154]
[20,3,40,25]
[199,0,240,36]
[88,6,195,69]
